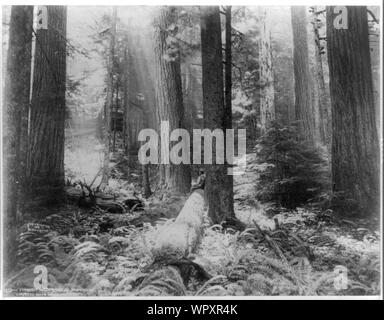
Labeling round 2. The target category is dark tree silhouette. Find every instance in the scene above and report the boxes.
[27,6,67,205]
[200,6,235,224]
[326,6,379,216]
[3,5,33,276]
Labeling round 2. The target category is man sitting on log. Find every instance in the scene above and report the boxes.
[190,169,206,192]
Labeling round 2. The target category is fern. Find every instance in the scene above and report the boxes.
[195,275,228,295]
[198,285,228,296]
[72,241,108,262]
[108,236,130,252]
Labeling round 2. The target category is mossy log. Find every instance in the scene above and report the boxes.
[135,189,210,295]
[151,189,206,262]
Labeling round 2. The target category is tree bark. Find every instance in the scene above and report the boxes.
[200,6,235,224]
[184,65,198,132]
[3,5,33,277]
[100,7,117,189]
[326,6,380,216]
[27,5,67,204]
[122,40,130,158]
[310,6,331,148]
[112,83,119,153]
[124,33,138,158]
[258,7,275,133]
[154,6,191,193]
[224,6,233,130]
[142,163,152,198]
[291,6,316,142]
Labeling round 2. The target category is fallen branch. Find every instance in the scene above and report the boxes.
[252,220,288,264]
[65,183,143,214]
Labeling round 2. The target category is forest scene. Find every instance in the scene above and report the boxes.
[1,5,381,297]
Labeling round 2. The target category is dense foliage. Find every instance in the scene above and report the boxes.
[255,121,329,209]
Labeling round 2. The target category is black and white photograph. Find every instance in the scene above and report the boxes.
[0,1,382,300]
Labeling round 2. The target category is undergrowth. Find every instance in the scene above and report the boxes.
[6,201,379,297]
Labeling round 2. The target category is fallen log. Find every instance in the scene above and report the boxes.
[151,189,206,261]
[65,186,143,213]
[95,198,125,213]
[136,188,211,295]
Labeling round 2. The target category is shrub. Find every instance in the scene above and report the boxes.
[254,121,329,209]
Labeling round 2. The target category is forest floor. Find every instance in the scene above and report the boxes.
[5,135,381,297]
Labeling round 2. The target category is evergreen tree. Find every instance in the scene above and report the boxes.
[3,4,33,276]
[326,6,379,216]
[200,6,235,224]
[27,6,67,204]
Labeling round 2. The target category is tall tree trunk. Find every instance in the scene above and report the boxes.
[112,84,119,153]
[126,33,144,155]
[224,6,232,129]
[154,6,191,193]
[258,7,275,133]
[367,9,380,139]
[123,30,155,197]
[185,65,198,132]
[100,7,117,189]
[200,6,235,224]
[142,164,152,198]
[142,108,152,199]
[291,6,316,142]
[326,6,379,216]
[307,14,321,145]
[181,63,198,167]
[136,34,157,198]
[122,40,130,159]
[3,5,33,277]
[311,6,331,148]
[132,38,153,198]
[27,5,67,204]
